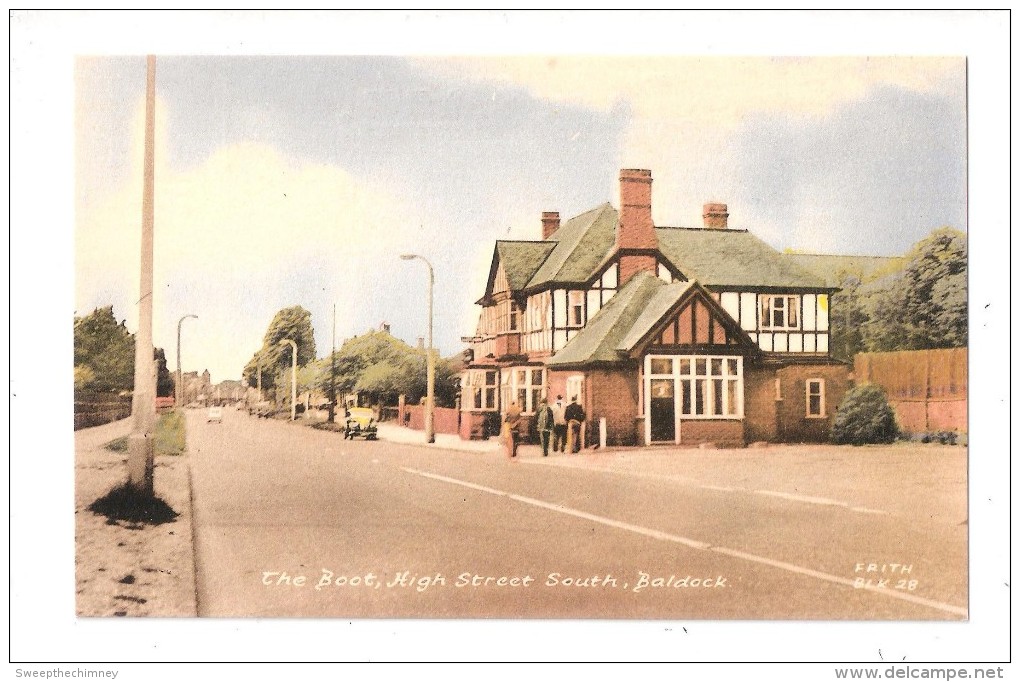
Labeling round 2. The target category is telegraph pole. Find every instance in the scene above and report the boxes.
[328,304,337,423]
[127,55,157,495]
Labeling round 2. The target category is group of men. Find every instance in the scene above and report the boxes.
[503,395,586,459]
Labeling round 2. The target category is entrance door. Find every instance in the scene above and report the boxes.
[649,378,676,442]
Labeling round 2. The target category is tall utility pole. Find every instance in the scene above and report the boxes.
[128,55,158,495]
[400,253,435,443]
[176,314,197,409]
[328,304,337,423]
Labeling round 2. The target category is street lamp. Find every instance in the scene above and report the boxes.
[279,339,298,421]
[176,314,197,409]
[400,253,435,444]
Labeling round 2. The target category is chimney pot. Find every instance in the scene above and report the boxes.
[703,202,729,229]
[541,211,560,240]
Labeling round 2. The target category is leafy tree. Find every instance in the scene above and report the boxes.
[243,306,317,390]
[314,329,460,408]
[829,273,871,362]
[74,306,135,394]
[832,384,899,445]
[867,227,966,351]
[73,306,175,398]
[154,347,174,397]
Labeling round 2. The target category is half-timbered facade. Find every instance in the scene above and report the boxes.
[460,169,850,446]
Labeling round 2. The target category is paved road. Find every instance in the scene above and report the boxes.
[188,408,967,620]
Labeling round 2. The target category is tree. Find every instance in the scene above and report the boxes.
[243,306,317,391]
[829,273,871,362]
[313,329,460,409]
[74,306,135,394]
[154,348,174,398]
[73,306,174,398]
[867,227,967,351]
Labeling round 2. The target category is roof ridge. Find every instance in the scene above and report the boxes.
[553,202,616,274]
[656,225,750,234]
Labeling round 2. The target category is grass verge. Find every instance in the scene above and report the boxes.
[104,410,187,455]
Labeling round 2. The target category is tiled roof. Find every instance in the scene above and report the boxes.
[524,203,617,288]
[655,227,829,289]
[546,272,670,366]
[615,279,696,351]
[784,253,905,287]
[494,241,557,291]
[488,203,833,296]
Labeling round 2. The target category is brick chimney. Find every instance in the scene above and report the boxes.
[617,169,658,283]
[541,211,560,240]
[703,202,729,229]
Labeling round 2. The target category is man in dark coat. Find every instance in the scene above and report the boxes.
[564,396,586,453]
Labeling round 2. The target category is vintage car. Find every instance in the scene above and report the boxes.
[343,407,378,440]
[207,405,223,423]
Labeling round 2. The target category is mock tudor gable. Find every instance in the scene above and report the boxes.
[459,169,850,447]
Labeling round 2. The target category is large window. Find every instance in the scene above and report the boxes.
[646,354,743,419]
[760,295,800,330]
[806,379,825,418]
[467,370,498,410]
[501,367,545,414]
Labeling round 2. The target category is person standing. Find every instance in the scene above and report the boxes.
[503,401,523,460]
[535,398,554,457]
[551,395,567,453]
[564,396,586,454]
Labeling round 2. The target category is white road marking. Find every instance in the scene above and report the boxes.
[401,466,967,619]
[529,459,889,515]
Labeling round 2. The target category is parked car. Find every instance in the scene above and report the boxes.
[344,407,378,440]
[207,406,223,423]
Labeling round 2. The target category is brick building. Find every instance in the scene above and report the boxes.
[459,169,850,447]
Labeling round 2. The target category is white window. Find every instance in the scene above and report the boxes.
[646,355,743,419]
[760,295,800,330]
[565,375,584,405]
[467,370,498,410]
[568,291,584,327]
[503,367,545,414]
[806,379,825,418]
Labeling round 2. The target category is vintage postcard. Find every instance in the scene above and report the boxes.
[10,9,1010,671]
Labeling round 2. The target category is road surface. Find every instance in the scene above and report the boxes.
[187,408,967,620]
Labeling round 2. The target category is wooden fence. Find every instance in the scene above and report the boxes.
[853,348,967,434]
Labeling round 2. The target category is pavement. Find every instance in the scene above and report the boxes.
[375,422,501,453]
[74,418,198,617]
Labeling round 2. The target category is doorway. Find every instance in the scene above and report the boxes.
[649,378,675,442]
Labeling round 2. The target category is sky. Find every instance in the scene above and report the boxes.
[71,48,966,384]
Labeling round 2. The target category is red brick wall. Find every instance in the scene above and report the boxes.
[403,404,461,435]
[678,420,744,448]
[550,367,641,447]
[744,366,780,443]
[589,368,641,447]
[774,363,850,443]
[618,254,657,286]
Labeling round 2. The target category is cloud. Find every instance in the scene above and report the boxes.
[75,101,422,381]
[422,56,964,228]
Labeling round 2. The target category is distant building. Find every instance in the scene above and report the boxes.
[460,169,851,447]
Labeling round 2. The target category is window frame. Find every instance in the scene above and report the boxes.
[645,354,744,421]
[805,378,826,418]
[760,295,801,331]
